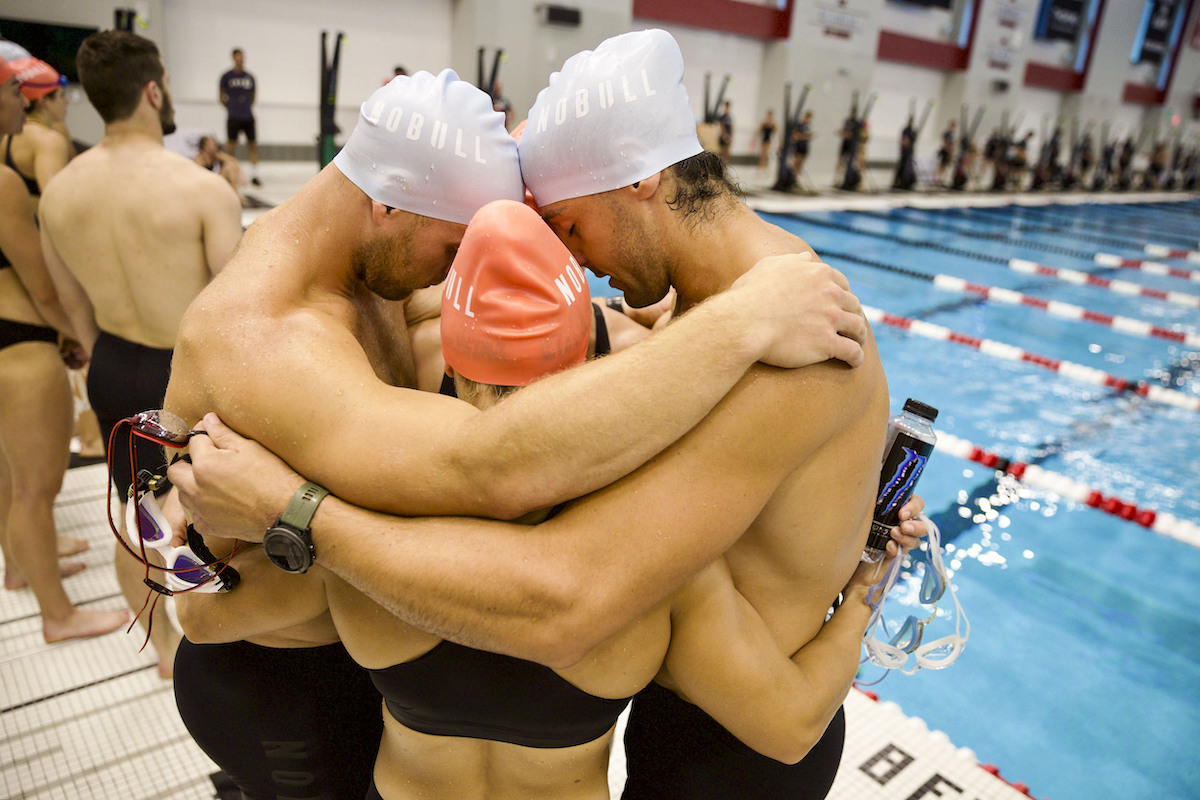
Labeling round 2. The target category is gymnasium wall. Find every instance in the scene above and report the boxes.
[2,0,1196,179]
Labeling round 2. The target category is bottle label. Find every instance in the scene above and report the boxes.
[865,431,934,553]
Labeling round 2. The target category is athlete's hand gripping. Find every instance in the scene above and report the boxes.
[844,494,928,601]
[168,413,305,543]
[729,253,867,369]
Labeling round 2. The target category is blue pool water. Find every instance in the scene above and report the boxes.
[591,198,1200,800]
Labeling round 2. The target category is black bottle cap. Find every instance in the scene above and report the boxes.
[903,398,938,421]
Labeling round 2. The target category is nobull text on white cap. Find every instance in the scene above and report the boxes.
[518,29,703,208]
[334,69,523,225]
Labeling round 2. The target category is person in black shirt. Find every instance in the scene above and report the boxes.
[219,48,259,185]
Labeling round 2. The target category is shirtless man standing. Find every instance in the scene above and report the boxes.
[38,31,242,677]
[522,35,895,796]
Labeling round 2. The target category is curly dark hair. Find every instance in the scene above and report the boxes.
[663,150,743,225]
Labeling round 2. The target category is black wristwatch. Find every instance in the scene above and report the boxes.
[262,482,329,573]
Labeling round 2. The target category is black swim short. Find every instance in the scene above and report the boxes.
[226,117,257,144]
[175,638,382,800]
[87,330,174,497]
[622,681,846,800]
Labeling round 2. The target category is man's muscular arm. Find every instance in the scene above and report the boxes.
[175,547,329,644]
[38,181,98,350]
[197,175,243,277]
[663,562,873,765]
[174,255,866,521]
[175,356,867,666]
[662,514,927,764]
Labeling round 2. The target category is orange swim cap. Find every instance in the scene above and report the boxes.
[0,59,16,86]
[441,199,591,387]
[11,57,64,101]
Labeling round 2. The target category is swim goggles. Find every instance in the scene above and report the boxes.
[106,410,241,602]
[25,73,69,93]
[859,514,969,679]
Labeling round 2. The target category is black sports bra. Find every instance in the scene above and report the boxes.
[368,639,632,749]
[3,135,41,198]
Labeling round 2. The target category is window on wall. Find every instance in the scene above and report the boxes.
[1032,0,1086,42]
[0,18,98,82]
[1130,0,1187,70]
[1028,0,1102,75]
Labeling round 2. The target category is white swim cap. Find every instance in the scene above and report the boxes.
[334,69,523,225]
[0,41,31,62]
[519,29,703,207]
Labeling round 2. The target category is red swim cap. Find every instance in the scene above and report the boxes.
[441,199,591,387]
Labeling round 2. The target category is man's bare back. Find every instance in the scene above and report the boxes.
[40,134,240,349]
[34,29,244,675]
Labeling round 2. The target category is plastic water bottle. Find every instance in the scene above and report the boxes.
[862,399,938,563]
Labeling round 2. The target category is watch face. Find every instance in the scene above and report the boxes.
[264,528,311,572]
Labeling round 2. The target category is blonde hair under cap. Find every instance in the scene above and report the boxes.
[334,69,524,225]
[518,29,703,208]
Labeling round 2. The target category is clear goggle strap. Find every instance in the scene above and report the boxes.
[864,547,905,631]
[860,513,969,675]
[909,569,970,672]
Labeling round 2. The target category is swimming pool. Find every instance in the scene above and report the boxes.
[596,197,1200,800]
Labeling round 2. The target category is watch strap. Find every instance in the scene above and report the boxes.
[279,481,330,532]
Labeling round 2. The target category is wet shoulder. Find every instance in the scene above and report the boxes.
[147,146,234,196]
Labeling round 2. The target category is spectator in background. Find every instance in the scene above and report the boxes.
[937,119,956,186]
[219,47,259,186]
[716,100,733,163]
[383,64,408,86]
[756,109,775,170]
[491,79,513,130]
[791,110,813,183]
[194,134,246,205]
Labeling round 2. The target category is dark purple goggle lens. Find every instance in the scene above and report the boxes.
[136,497,168,543]
[172,553,212,585]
